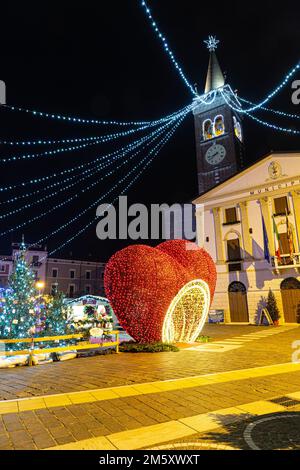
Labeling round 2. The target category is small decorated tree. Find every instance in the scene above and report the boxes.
[1,245,36,339]
[43,292,70,336]
[266,289,281,324]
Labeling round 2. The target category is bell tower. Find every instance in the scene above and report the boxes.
[193,37,245,194]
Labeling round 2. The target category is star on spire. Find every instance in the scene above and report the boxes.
[204,36,220,52]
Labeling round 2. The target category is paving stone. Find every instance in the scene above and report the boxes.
[9,429,33,444]
[54,435,76,445]
[32,435,57,449]
[0,326,299,450]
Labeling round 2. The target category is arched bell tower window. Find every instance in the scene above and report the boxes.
[203,119,213,141]
[214,115,225,137]
[233,116,243,142]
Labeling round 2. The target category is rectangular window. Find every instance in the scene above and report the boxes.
[227,239,241,261]
[52,268,58,278]
[32,255,39,263]
[0,265,5,272]
[224,207,239,224]
[279,233,291,255]
[51,283,58,295]
[86,271,91,280]
[70,270,75,279]
[69,284,75,297]
[227,238,242,272]
[274,196,289,216]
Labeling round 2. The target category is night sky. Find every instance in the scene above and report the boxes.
[0,0,299,261]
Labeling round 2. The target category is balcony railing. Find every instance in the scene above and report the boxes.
[226,259,243,272]
[271,253,300,271]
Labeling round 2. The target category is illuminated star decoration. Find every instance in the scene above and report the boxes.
[204,36,220,52]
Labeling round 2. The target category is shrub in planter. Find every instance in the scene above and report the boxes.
[119,341,179,353]
[196,335,211,343]
[266,289,281,325]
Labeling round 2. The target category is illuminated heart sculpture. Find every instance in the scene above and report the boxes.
[104,240,216,344]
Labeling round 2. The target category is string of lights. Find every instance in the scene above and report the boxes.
[196,90,217,106]
[0,118,173,219]
[244,111,300,135]
[239,97,300,121]
[0,112,187,238]
[222,89,300,135]
[45,112,188,257]
[222,61,300,113]
[0,104,194,193]
[140,0,196,97]
[0,117,183,163]
[0,117,176,206]
[0,101,193,127]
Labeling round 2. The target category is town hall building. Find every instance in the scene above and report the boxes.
[194,152,300,324]
[192,39,300,324]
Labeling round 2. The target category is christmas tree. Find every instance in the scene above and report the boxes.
[43,291,70,336]
[266,289,281,323]
[1,244,37,339]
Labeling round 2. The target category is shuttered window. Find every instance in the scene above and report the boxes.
[227,238,241,261]
[274,196,289,215]
[225,207,238,224]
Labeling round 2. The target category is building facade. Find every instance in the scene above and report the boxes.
[193,152,300,324]
[0,244,105,298]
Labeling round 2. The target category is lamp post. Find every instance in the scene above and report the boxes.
[35,281,45,296]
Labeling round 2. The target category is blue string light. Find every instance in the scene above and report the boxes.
[0,135,109,146]
[0,120,174,163]
[0,113,187,237]
[44,113,188,257]
[0,104,193,192]
[1,102,192,127]
[140,0,196,97]
[244,111,300,135]
[222,88,300,135]
[223,61,300,113]
[0,117,175,220]
[239,97,300,121]
[0,117,180,205]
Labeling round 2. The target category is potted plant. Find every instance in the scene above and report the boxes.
[266,289,281,326]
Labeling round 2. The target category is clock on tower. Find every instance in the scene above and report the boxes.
[193,37,245,194]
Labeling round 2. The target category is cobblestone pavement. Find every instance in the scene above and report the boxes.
[155,406,300,451]
[0,325,300,450]
[0,367,300,449]
[0,325,299,400]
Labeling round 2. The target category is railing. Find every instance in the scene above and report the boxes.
[271,253,300,270]
[226,259,243,272]
[0,330,120,366]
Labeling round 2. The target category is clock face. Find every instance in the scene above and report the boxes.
[205,144,226,165]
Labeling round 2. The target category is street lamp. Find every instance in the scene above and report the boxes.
[35,281,45,296]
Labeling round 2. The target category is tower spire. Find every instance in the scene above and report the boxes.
[204,36,225,94]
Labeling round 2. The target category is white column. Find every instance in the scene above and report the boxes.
[196,205,205,248]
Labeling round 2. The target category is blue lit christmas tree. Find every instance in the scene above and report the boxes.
[43,291,69,336]
[0,243,37,339]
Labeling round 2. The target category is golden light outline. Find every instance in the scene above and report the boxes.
[162,279,210,344]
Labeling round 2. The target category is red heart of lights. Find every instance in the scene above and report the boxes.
[104,240,216,344]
